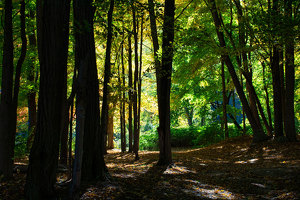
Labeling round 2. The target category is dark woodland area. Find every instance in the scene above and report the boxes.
[0,0,299,199]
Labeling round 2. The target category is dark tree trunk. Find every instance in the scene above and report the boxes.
[184,106,194,127]
[11,0,27,170]
[25,0,70,198]
[271,0,284,139]
[148,0,161,87]
[121,42,127,152]
[284,0,297,141]
[137,13,144,160]
[69,98,74,169]
[262,62,273,135]
[100,0,114,157]
[27,10,37,151]
[208,0,267,143]
[0,0,14,179]
[128,31,133,153]
[107,111,114,150]
[221,61,229,139]
[60,81,69,165]
[157,0,175,166]
[132,2,140,160]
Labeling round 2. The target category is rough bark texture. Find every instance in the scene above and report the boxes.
[284,0,297,141]
[0,0,14,178]
[157,0,175,166]
[25,0,70,198]
[72,0,108,185]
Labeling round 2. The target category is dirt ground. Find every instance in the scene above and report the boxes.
[1,135,300,199]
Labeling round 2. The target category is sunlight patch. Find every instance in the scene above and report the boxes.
[163,165,196,175]
[182,180,238,199]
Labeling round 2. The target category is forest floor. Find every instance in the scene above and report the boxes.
[1,135,300,200]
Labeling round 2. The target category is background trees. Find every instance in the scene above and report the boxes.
[0,0,298,197]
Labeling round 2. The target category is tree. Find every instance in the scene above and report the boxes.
[208,0,268,143]
[156,0,175,165]
[284,0,297,141]
[128,30,134,153]
[25,0,70,198]
[0,0,14,178]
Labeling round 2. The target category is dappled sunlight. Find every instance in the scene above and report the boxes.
[163,165,196,175]
[181,179,240,199]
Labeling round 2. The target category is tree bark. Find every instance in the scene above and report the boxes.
[107,110,114,150]
[262,62,273,135]
[221,61,229,139]
[132,2,140,160]
[121,42,127,152]
[26,10,37,151]
[25,0,70,198]
[157,0,175,166]
[0,0,14,179]
[128,31,133,153]
[100,0,114,157]
[271,0,284,139]
[284,0,297,141]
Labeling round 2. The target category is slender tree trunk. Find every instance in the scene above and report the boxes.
[27,10,37,151]
[25,0,70,198]
[262,62,273,135]
[11,0,27,173]
[107,110,114,150]
[208,0,267,143]
[284,0,297,141]
[137,13,144,160]
[157,0,175,166]
[69,98,74,169]
[221,61,229,139]
[148,0,161,87]
[121,42,127,152]
[100,0,114,157]
[132,2,140,160]
[128,31,133,153]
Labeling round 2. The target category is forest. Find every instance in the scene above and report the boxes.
[0,0,299,199]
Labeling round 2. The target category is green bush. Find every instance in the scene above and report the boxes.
[170,127,199,147]
[139,130,159,150]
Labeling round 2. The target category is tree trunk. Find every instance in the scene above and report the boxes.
[100,0,114,157]
[271,0,284,139]
[121,42,127,152]
[221,61,229,139]
[208,0,267,143]
[284,0,297,141]
[132,2,140,160]
[157,0,175,166]
[128,31,133,153]
[262,62,273,135]
[0,0,14,179]
[27,10,37,151]
[25,0,70,198]
[107,110,114,150]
